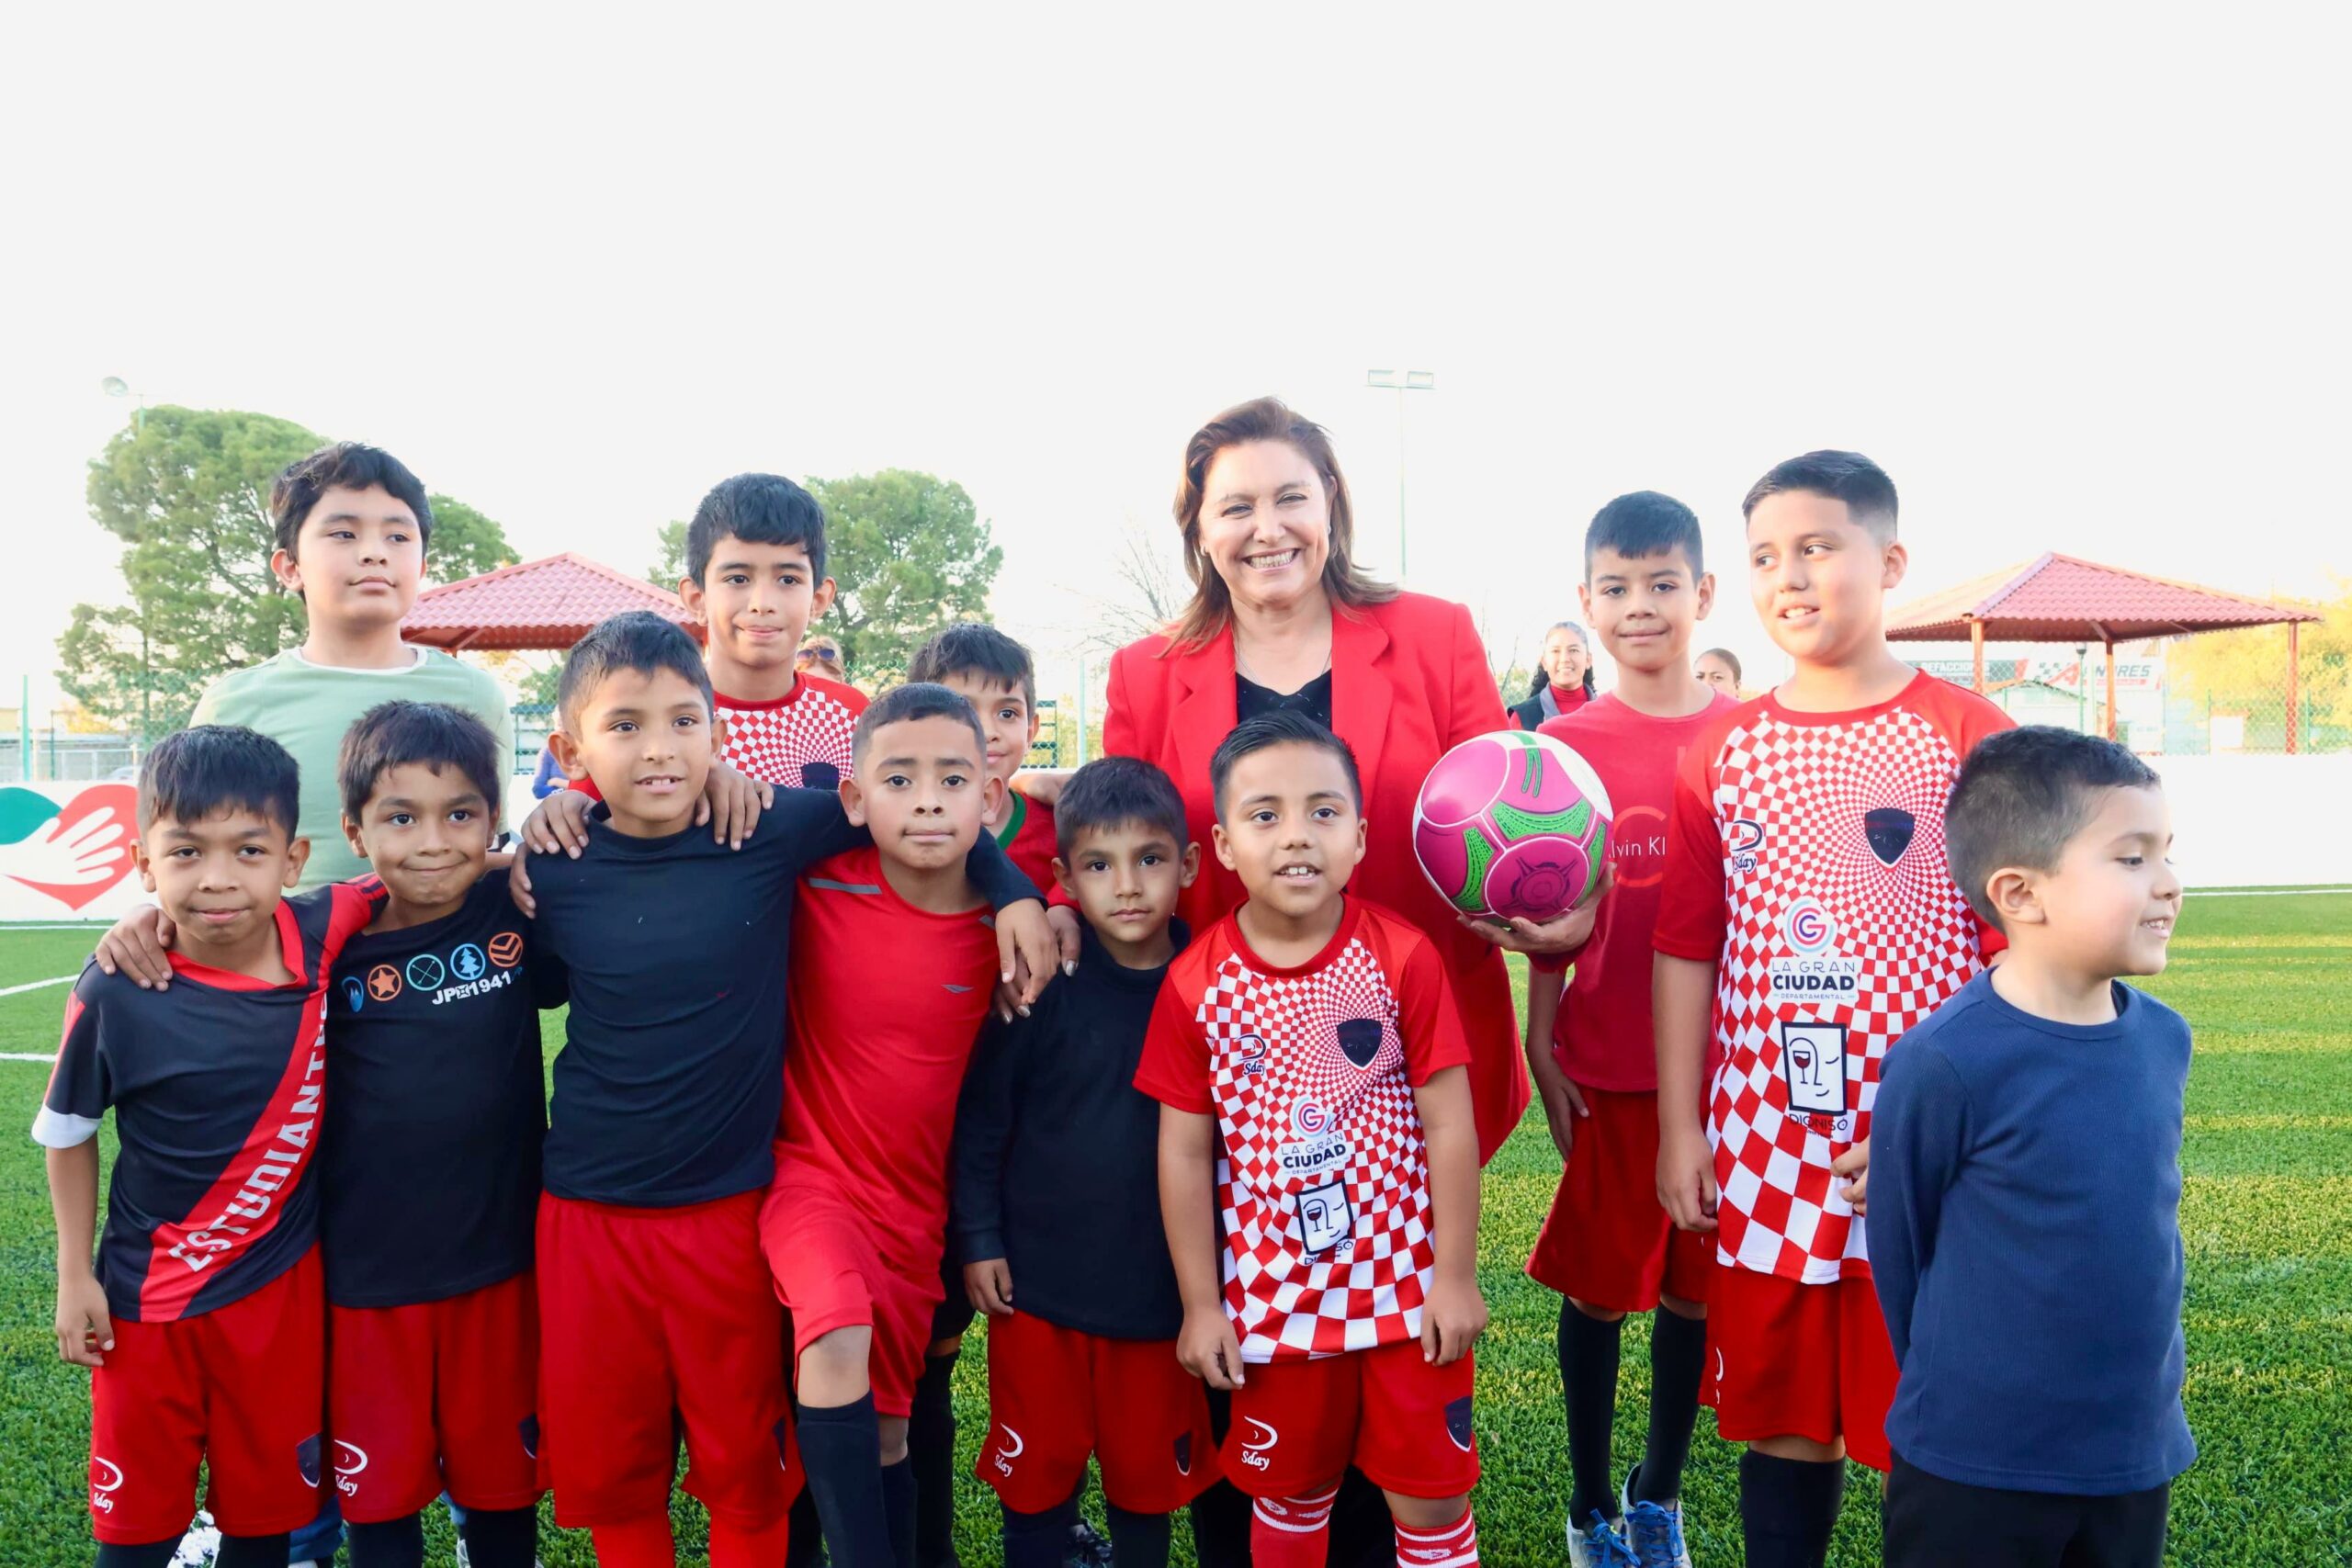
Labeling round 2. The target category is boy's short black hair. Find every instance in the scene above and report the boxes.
[907,623,1036,714]
[271,443,434,558]
[1209,711,1363,819]
[853,681,989,768]
[686,473,829,584]
[1946,726,2163,930]
[139,725,300,840]
[338,702,505,824]
[558,612,715,730]
[1586,490,1705,578]
[1055,756,1188,859]
[1741,450,1898,543]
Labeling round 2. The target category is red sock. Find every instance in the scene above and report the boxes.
[709,1508,794,1568]
[590,1514,674,1568]
[1395,1507,1478,1567]
[1250,1485,1340,1568]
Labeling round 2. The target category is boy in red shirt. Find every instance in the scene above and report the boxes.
[909,623,1057,887]
[1137,710,1487,1568]
[38,727,376,1568]
[762,682,1023,1568]
[1651,453,2011,1568]
[1504,491,1736,1568]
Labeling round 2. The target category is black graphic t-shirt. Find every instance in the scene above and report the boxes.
[526,793,1042,1208]
[322,875,565,1308]
[32,884,379,1323]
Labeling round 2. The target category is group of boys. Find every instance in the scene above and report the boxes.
[40,439,2195,1568]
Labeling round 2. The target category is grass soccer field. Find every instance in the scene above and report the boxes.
[1,896,2346,1565]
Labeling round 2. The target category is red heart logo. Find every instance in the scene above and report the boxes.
[8,783,139,912]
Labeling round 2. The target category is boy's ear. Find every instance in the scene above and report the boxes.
[1050,855,1076,900]
[1179,840,1203,888]
[981,774,1009,826]
[808,577,838,618]
[838,773,868,829]
[548,728,584,783]
[678,575,706,616]
[1025,700,1042,744]
[1984,864,2044,928]
[269,547,303,598]
[342,813,367,859]
[1881,539,1909,592]
[1694,570,1716,621]
[282,837,311,889]
[132,839,157,894]
[1210,821,1238,874]
[1576,580,1596,626]
[711,715,729,753]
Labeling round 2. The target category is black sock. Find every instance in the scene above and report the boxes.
[787,1486,827,1568]
[347,1515,425,1568]
[213,1534,292,1568]
[910,1349,959,1567]
[1559,1298,1625,1525]
[1634,1307,1709,1506]
[881,1455,916,1568]
[454,1505,537,1568]
[1103,1503,1171,1568]
[799,1393,893,1568]
[1739,1450,1848,1568]
[1187,1482,1253,1568]
[1001,1492,1080,1568]
[95,1542,178,1568]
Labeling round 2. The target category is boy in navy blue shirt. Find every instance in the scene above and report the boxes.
[1869,728,2194,1568]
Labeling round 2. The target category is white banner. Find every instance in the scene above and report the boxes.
[0,781,143,922]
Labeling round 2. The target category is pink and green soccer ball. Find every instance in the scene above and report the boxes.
[1413,729,1614,923]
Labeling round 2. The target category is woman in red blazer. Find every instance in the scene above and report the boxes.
[1100,396,1530,1165]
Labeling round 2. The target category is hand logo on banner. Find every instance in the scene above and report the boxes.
[0,784,139,912]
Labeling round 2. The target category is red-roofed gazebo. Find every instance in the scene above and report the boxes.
[402,553,702,651]
[1887,552,2320,749]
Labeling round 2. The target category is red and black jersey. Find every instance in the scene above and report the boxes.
[322,874,568,1308]
[32,883,378,1323]
[993,791,1058,890]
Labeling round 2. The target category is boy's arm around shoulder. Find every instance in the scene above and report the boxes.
[1865,1032,1973,1369]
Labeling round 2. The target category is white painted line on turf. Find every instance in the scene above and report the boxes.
[0,1052,54,1063]
[2188,887,2352,897]
[0,974,76,998]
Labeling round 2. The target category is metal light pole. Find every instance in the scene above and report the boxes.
[101,376,146,434]
[1365,369,1434,580]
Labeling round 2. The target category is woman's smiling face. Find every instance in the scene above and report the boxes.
[1542,626,1589,688]
[1195,440,1333,619]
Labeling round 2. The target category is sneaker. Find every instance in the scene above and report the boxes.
[172,1514,220,1568]
[1063,1520,1114,1568]
[1566,1509,1640,1568]
[1619,1465,1693,1568]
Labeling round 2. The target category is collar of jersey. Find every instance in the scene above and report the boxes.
[1079,914,1190,990]
[716,676,815,711]
[1228,897,1360,978]
[165,901,307,990]
[1758,669,1930,728]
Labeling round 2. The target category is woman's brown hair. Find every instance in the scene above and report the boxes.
[1164,396,1396,653]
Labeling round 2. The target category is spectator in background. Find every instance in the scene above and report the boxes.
[531,735,567,799]
[797,635,848,684]
[1510,619,1598,728]
[1696,646,1743,697]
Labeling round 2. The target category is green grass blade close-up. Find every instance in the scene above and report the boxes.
[2,896,2346,1565]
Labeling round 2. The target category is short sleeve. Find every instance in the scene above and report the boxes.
[1393,928,1472,1085]
[1132,972,1213,1113]
[189,675,227,728]
[31,975,110,1148]
[1651,739,1728,963]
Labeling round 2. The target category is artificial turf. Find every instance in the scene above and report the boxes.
[1,894,2345,1564]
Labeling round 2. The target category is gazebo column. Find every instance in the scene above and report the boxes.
[2288,621,2301,755]
[2106,639,2117,740]
[1971,620,1985,694]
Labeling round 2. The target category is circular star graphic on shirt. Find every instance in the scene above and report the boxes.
[366,965,402,1002]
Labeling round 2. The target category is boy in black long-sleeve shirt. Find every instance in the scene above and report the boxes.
[955,758,1218,1568]
[518,613,1055,1568]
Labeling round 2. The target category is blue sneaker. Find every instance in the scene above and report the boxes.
[1619,1466,1693,1568]
[1566,1509,1640,1568]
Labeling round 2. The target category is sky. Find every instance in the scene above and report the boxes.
[4,6,2345,716]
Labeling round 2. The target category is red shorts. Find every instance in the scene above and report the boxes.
[761,1176,941,1418]
[1526,1086,1714,1314]
[976,1311,1216,1516]
[328,1272,542,1521]
[537,1191,798,1529]
[87,1247,325,1544]
[1704,1264,1896,1472]
[1221,1340,1478,1501]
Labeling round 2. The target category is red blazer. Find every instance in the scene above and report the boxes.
[1104,591,1531,1163]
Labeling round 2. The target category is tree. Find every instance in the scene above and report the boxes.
[811,469,1002,680]
[2168,579,2352,750]
[1085,519,1189,651]
[646,520,689,589]
[57,407,517,741]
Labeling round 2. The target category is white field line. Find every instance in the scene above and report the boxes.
[0,974,75,998]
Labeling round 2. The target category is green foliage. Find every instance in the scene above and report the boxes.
[2,897,2346,1563]
[647,519,689,590]
[2169,581,2352,749]
[811,469,1003,681]
[56,409,516,742]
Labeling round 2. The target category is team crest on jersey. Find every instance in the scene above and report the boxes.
[1864,807,1917,867]
[801,761,841,792]
[1780,1021,1849,1120]
[1728,818,1765,876]
[1238,1033,1268,1077]
[1336,1017,1383,1069]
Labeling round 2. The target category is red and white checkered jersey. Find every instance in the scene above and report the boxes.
[718,676,867,792]
[1653,674,2011,1284]
[1135,899,1470,1362]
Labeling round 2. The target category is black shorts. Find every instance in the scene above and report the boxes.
[1883,1454,2170,1568]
